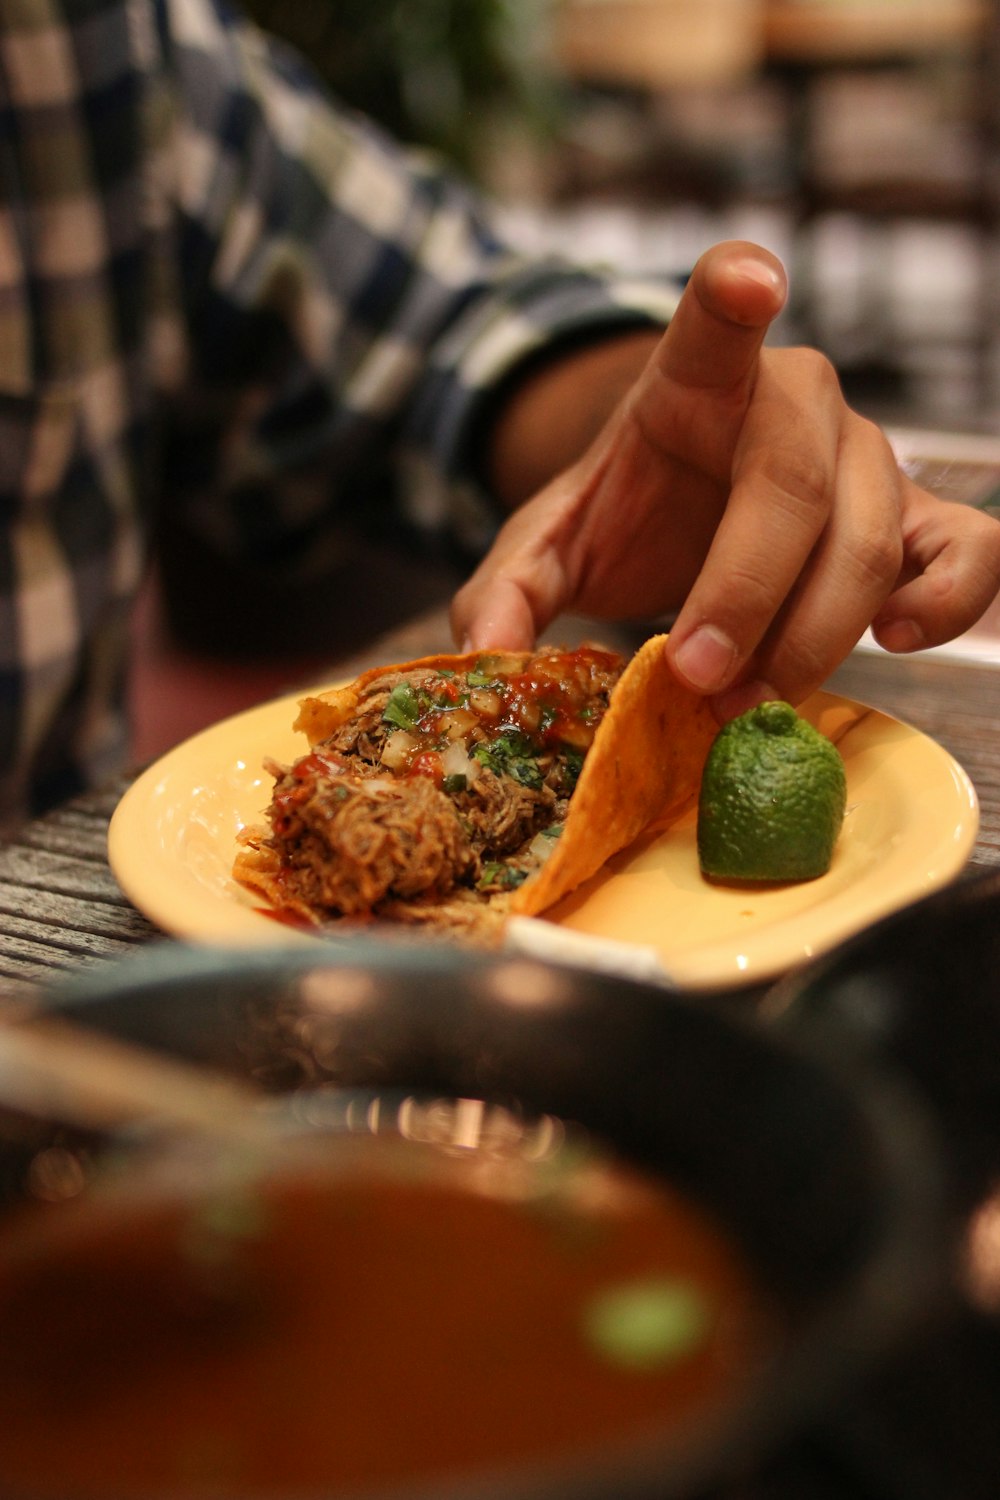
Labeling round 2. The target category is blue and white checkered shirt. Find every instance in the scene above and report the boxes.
[0,0,678,827]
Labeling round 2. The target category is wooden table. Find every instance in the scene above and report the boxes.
[1,611,1000,1005]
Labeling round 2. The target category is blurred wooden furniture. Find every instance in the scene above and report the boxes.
[763,0,1000,402]
[764,0,987,59]
[546,0,1000,404]
[545,0,767,206]
[549,0,764,89]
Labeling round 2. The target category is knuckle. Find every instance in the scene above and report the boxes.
[847,406,892,448]
[800,345,841,391]
[773,630,831,695]
[717,560,783,630]
[783,345,843,407]
[846,524,903,591]
[754,446,832,524]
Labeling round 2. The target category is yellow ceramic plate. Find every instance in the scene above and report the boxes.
[108,685,978,991]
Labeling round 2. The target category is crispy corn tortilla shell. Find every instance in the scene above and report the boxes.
[278,634,716,923]
[512,634,716,913]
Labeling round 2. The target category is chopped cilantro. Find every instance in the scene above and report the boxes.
[477,862,529,891]
[541,822,563,839]
[560,749,586,792]
[472,732,543,789]
[441,773,467,794]
[437,668,456,679]
[382,683,422,731]
[466,667,505,690]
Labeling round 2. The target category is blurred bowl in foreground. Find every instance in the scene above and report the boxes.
[0,939,944,1500]
[769,867,1000,1221]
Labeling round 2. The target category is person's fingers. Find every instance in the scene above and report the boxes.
[451,574,537,652]
[449,479,580,651]
[871,486,1000,652]
[658,241,787,390]
[664,347,850,699]
[708,418,906,714]
[626,242,787,472]
[597,246,787,513]
[454,242,792,656]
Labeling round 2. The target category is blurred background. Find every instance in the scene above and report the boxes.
[240,0,1000,426]
[133,0,1000,757]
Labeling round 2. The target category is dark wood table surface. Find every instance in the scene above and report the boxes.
[2,613,1000,1005]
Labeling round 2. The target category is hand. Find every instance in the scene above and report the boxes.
[451,241,1000,717]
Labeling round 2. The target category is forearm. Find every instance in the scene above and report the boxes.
[485,327,663,509]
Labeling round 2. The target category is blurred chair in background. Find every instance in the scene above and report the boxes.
[546,0,999,411]
[549,0,763,90]
[763,0,1000,410]
[543,0,766,207]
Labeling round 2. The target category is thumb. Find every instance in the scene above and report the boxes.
[450,479,580,651]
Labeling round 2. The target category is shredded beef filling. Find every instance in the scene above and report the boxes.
[266,768,473,914]
[456,768,557,859]
[259,648,622,917]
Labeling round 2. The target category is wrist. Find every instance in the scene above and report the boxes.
[486,326,662,508]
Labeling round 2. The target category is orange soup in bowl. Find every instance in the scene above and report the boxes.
[0,1106,779,1498]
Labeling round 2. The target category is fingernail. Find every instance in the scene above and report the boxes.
[875,618,925,653]
[461,634,474,653]
[672,625,739,692]
[733,256,785,295]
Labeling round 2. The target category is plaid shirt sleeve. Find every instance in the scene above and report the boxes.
[161,0,680,558]
[0,0,680,824]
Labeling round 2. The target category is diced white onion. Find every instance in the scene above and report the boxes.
[381,729,416,770]
[468,688,502,719]
[528,830,559,863]
[441,741,481,783]
[517,698,541,732]
[436,708,478,740]
[557,719,593,749]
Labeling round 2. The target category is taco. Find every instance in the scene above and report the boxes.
[234,635,717,939]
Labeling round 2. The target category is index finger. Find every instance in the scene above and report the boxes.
[663,347,847,701]
[658,242,786,386]
[627,242,788,472]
